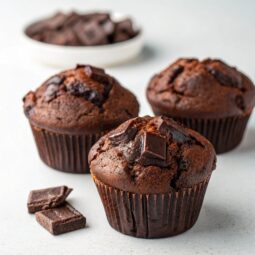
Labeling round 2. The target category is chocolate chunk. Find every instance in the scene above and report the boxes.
[46,75,64,85]
[27,186,72,213]
[142,132,166,160]
[44,84,59,102]
[168,65,184,84]
[46,12,67,30]
[102,20,114,35]
[158,118,192,144]
[63,12,80,27]
[84,65,113,99]
[66,80,103,107]
[207,66,242,88]
[84,65,111,85]
[115,19,134,36]
[113,32,131,43]
[74,20,108,45]
[35,202,86,235]
[109,120,138,144]
[90,13,110,23]
[138,131,168,167]
[44,75,65,102]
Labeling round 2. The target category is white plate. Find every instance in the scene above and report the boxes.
[21,13,144,68]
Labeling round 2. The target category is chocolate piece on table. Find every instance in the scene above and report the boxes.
[27,186,72,213]
[35,203,86,235]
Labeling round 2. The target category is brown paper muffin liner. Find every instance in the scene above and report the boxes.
[171,115,250,154]
[31,124,103,173]
[94,176,210,238]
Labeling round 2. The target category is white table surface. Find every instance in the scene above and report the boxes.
[0,0,255,254]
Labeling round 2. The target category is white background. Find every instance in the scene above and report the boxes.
[0,1,255,254]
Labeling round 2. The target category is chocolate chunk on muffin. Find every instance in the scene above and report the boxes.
[89,116,216,238]
[146,58,255,153]
[23,65,139,173]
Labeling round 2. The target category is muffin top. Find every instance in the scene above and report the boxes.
[147,58,255,118]
[23,65,139,133]
[89,116,216,194]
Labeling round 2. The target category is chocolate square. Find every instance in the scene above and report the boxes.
[142,132,166,160]
[35,203,86,235]
[109,120,138,144]
[27,186,72,213]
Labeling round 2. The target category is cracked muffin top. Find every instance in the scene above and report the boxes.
[23,65,139,133]
[147,58,255,118]
[89,116,216,194]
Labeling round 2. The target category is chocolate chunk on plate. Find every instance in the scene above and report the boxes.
[27,186,72,213]
[35,202,86,235]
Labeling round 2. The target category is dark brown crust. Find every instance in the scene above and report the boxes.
[94,175,210,238]
[146,58,255,118]
[23,65,139,134]
[89,116,216,193]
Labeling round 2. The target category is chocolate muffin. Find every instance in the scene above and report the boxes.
[89,116,216,238]
[146,58,255,153]
[23,65,139,173]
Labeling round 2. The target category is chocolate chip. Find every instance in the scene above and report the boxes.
[66,80,103,107]
[84,65,111,85]
[138,131,169,167]
[109,120,138,145]
[46,75,64,86]
[44,84,59,102]
[27,186,72,213]
[35,202,86,235]
[158,118,191,143]
[168,65,184,84]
